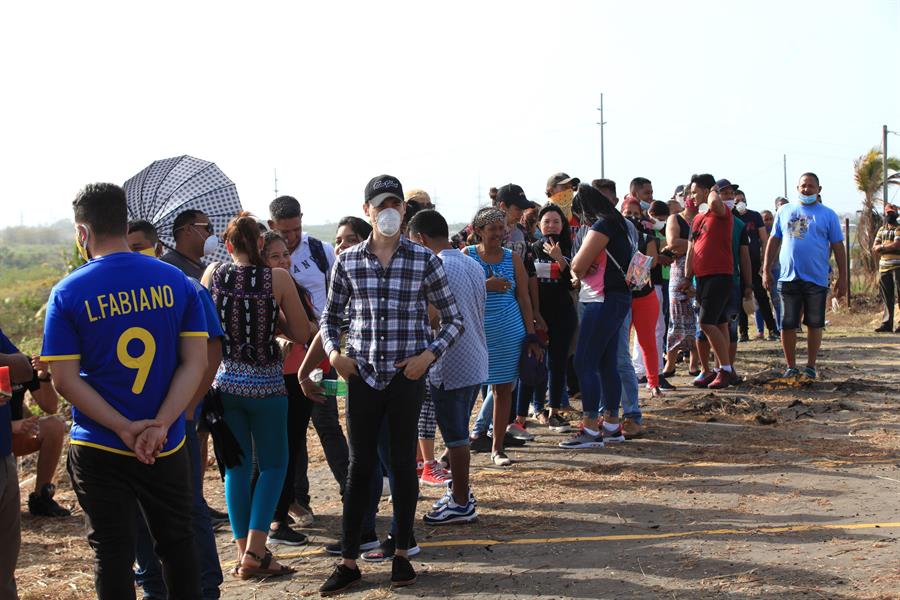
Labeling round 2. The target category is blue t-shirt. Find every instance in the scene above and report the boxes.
[772,202,843,288]
[0,328,16,457]
[191,278,224,339]
[41,252,208,456]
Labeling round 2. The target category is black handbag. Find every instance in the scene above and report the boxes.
[202,389,245,470]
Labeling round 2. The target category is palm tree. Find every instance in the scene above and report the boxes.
[853,148,900,277]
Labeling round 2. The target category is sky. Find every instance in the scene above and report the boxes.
[1,0,899,231]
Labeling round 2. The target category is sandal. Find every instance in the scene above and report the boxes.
[491,452,512,467]
[239,549,296,580]
[662,368,676,378]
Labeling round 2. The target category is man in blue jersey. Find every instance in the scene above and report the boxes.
[41,183,208,600]
[127,219,225,600]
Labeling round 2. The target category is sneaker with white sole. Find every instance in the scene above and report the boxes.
[601,423,625,444]
[547,413,572,433]
[267,524,309,546]
[491,451,512,466]
[361,533,420,562]
[506,422,535,441]
[432,482,476,510]
[324,531,380,555]
[558,428,604,449]
[419,461,452,487]
[423,498,478,525]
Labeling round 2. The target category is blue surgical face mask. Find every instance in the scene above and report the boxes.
[799,193,818,205]
[640,200,651,210]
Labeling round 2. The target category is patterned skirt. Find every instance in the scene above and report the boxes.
[667,256,698,353]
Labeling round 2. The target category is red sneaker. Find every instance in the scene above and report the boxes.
[419,461,453,487]
[707,370,735,389]
[692,371,717,388]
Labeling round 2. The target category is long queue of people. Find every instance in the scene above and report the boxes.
[0,168,848,599]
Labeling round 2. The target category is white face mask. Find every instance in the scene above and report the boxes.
[651,218,666,231]
[736,201,747,213]
[203,234,220,256]
[375,207,402,237]
[724,200,735,210]
[698,203,710,214]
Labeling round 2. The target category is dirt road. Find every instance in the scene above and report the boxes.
[15,314,900,599]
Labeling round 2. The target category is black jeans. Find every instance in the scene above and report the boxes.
[879,269,900,328]
[739,264,778,335]
[286,374,349,510]
[341,372,423,559]
[68,444,200,600]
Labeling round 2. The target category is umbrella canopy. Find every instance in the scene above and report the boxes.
[123,155,242,265]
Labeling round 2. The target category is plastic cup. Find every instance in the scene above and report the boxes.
[0,366,10,398]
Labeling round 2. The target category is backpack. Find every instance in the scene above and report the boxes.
[308,236,330,274]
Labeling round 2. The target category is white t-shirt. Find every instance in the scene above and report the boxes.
[289,233,336,317]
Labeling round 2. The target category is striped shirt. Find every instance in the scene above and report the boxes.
[875,224,900,272]
[429,249,488,390]
[321,237,464,390]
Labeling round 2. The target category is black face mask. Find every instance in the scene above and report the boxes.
[627,216,645,232]
[888,213,898,225]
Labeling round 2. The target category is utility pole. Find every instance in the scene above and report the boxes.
[597,94,607,178]
[273,168,278,197]
[783,154,788,197]
[883,125,889,208]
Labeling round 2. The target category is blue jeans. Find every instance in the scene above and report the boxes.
[617,309,641,424]
[575,294,631,419]
[472,385,493,437]
[135,420,222,600]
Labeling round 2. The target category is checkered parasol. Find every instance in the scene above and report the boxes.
[123,155,242,265]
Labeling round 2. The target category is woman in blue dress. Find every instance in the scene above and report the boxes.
[464,207,541,466]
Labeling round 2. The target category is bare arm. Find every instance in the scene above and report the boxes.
[512,253,535,335]
[571,230,608,279]
[757,226,769,261]
[666,214,688,255]
[273,268,312,344]
[708,189,727,216]
[831,241,848,300]
[762,236,783,292]
[0,352,32,383]
[528,275,546,330]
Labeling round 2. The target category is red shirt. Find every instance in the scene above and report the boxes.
[691,209,734,277]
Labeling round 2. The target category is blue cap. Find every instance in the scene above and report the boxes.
[714,178,739,192]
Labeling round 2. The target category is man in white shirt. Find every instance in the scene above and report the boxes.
[268,196,336,316]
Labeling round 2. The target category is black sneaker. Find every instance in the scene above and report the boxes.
[390,555,417,588]
[637,376,648,385]
[362,533,421,562]
[324,531,380,556]
[208,506,229,522]
[547,413,572,433]
[738,334,750,343]
[320,564,361,596]
[469,434,492,453]
[28,484,70,518]
[501,432,526,447]
[267,524,309,546]
[657,376,676,391]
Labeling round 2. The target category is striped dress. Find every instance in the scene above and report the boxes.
[466,246,525,385]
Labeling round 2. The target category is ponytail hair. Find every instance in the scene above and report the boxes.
[224,211,265,267]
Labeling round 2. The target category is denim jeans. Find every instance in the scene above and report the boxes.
[432,384,480,447]
[574,294,632,419]
[617,308,641,424]
[472,385,493,437]
[135,421,222,600]
[360,417,398,538]
[771,265,783,330]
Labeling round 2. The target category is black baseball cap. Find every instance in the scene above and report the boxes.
[496,183,531,210]
[714,178,739,192]
[672,184,685,199]
[546,172,576,193]
[364,174,404,208]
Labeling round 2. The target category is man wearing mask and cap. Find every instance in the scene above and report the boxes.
[546,172,577,218]
[161,209,218,280]
[318,174,463,595]
[734,191,779,341]
[764,173,847,379]
[874,203,900,333]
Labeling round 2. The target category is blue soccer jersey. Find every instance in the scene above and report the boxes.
[41,252,208,456]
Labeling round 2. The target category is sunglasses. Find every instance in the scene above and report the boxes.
[192,222,214,234]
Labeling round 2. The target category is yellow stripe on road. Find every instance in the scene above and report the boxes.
[271,521,900,561]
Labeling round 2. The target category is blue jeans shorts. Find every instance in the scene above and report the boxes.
[430,383,480,448]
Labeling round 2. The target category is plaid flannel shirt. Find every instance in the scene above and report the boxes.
[320,237,464,390]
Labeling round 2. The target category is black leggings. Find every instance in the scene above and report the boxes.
[341,373,423,559]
